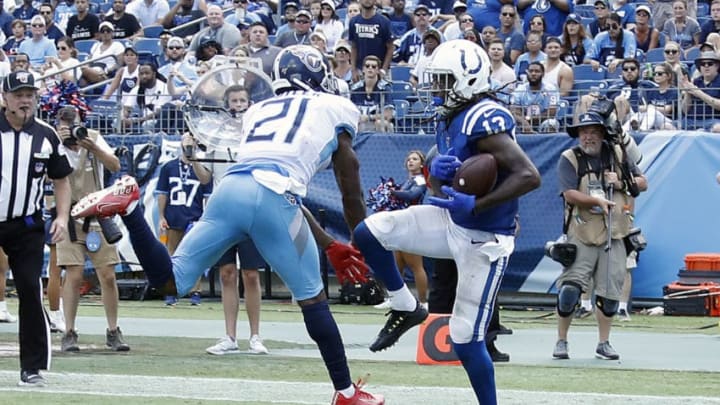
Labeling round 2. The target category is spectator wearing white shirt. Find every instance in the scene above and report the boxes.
[488,38,516,91]
[409,30,441,90]
[121,61,171,133]
[126,0,170,27]
[314,0,343,49]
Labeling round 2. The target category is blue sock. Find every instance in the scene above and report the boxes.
[120,207,174,289]
[301,300,352,391]
[453,340,497,405]
[353,221,404,291]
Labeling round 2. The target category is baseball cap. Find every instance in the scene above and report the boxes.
[334,41,351,53]
[99,21,114,32]
[635,4,651,15]
[320,0,335,11]
[2,70,37,93]
[567,112,605,138]
[284,1,299,11]
[453,1,467,10]
[124,45,138,55]
[310,31,327,42]
[296,9,312,19]
[423,29,441,43]
[565,13,582,24]
[200,35,220,47]
[167,36,185,48]
[414,4,430,14]
[30,15,45,26]
[594,0,610,8]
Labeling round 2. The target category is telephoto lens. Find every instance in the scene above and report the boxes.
[98,216,123,244]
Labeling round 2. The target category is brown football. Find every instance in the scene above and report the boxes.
[452,154,498,197]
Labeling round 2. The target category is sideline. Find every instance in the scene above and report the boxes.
[0,370,719,404]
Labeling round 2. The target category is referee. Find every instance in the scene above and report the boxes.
[0,71,72,386]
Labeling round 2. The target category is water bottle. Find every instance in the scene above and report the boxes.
[645,63,654,80]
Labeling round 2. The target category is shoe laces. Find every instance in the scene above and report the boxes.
[382,311,406,333]
[354,374,374,398]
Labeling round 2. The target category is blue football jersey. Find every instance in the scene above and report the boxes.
[435,98,519,235]
[155,158,213,230]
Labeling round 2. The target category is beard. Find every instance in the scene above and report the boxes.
[580,142,602,156]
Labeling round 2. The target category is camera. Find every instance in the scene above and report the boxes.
[623,227,647,254]
[587,97,622,143]
[62,125,88,147]
[544,241,578,267]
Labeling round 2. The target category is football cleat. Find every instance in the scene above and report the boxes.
[331,376,384,405]
[369,301,428,352]
[71,175,139,218]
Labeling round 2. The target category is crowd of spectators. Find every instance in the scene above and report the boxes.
[1,0,719,134]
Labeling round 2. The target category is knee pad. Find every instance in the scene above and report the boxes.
[595,296,619,317]
[556,282,582,318]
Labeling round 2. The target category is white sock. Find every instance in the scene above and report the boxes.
[388,285,417,311]
[0,301,6,311]
[581,299,592,310]
[619,302,628,312]
[123,200,139,216]
[339,385,355,399]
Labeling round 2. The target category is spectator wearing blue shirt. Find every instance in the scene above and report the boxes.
[681,51,720,131]
[348,0,393,81]
[662,0,700,50]
[560,13,595,67]
[586,13,636,74]
[275,1,299,38]
[514,31,546,80]
[510,61,560,133]
[0,1,13,38]
[18,15,57,68]
[393,4,443,66]
[2,19,26,55]
[387,0,414,39]
[12,0,38,23]
[631,5,659,53]
[39,3,65,43]
[588,0,610,38]
[630,61,677,130]
[516,0,572,37]
[700,0,720,44]
[496,4,524,66]
[349,55,394,133]
[610,0,635,29]
[53,0,77,33]
[418,0,454,23]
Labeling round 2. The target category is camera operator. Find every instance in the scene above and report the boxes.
[551,111,647,361]
[54,106,130,353]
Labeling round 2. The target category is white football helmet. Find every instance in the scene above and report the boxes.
[424,39,492,115]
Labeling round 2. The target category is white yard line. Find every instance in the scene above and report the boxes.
[0,371,718,404]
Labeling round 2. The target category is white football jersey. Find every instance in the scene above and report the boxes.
[225,91,360,196]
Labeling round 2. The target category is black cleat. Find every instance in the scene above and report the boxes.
[369,301,428,352]
[487,341,510,362]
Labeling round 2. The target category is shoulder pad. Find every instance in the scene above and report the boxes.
[461,101,516,138]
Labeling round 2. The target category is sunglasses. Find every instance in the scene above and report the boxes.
[501,12,515,17]
[700,61,718,67]
[295,19,310,24]
[31,24,45,28]
[608,23,620,29]
[461,18,473,23]
[664,49,678,54]
[595,5,606,9]
[168,46,183,50]
[57,46,68,50]
[415,12,428,16]
[364,64,378,69]
[622,66,637,72]
[654,71,667,75]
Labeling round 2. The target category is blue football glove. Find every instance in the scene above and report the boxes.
[428,186,476,216]
[429,154,461,182]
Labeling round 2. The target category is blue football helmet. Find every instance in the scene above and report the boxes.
[272,45,337,94]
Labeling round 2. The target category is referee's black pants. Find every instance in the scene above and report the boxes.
[0,213,51,372]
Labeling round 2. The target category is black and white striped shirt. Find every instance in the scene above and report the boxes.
[0,112,73,222]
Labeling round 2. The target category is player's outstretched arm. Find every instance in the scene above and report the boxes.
[331,131,366,235]
[473,134,541,213]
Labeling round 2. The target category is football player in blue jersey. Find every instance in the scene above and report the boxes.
[71,45,384,405]
[353,39,541,405]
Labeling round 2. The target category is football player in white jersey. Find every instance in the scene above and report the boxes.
[353,39,541,405]
[71,45,384,405]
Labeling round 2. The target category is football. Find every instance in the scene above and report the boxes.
[452,154,498,197]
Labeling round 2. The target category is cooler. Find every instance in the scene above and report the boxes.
[663,282,720,317]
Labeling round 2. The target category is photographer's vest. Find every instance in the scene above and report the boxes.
[562,144,634,246]
[69,129,103,207]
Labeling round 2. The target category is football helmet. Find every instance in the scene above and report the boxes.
[424,39,491,115]
[272,45,338,94]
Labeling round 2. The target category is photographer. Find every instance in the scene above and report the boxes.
[551,111,647,361]
[54,107,130,353]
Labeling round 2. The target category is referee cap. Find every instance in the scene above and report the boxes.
[2,70,37,93]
